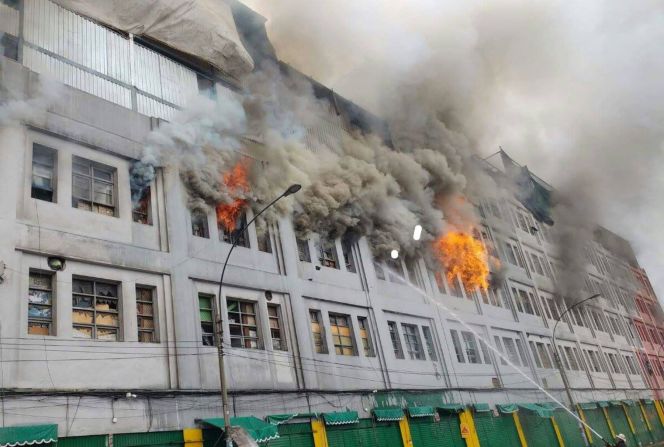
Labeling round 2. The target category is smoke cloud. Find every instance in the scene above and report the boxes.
[243,0,664,301]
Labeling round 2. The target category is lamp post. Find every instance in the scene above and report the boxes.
[552,293,601,410]
[215,184,301,447]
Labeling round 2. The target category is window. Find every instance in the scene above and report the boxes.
[494,336,508,365]
[564,346,580,370]
[131,185,151,224]
[623,354,638,375]
[191,210,209,238]
[28,271,54,335]
[510,286,540,316]
[589,309,606,332]
[386,258,406,284]
[310,310,327,353]
[31,144,56,202]
[316,237,339,269]
[451,330,465,363]
[256,219,273,253]
[136,286,156,343]
[268,305,286,351]
[388,321,404,359]
[607,352,622,374]
[447,275,464,298]
[198,294,215,346]
[479,285,502,307]
[357,317,374,357]
[422,326,437,361]
[461,331,481,364]
[329,314,354,356]
[402,324,425,360]
[72,279,120,340]
[515,339,529,366]
[502,337,522,366]
[1,33,18,61]
[297,238,311,262]
[220,212,249,248]
[479,338,492,365]
[374,262,386,280]
[502,240,525,269]
[529,341,542,368]
[72,156,116,216]
[341,238,356,273]
[406,259,424,289]
[228,300,259,349]
[536,343,553,368]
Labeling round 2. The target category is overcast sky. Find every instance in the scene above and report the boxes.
[243,0,664,303]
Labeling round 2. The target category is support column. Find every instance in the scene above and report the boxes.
[398,418,414,447]
[621,404,637,437]
[654,400,664,427]
[513,413,529,447]
[639,401,653,432]
[602,407,617,438]
[311,419,329,447]
[183,428,203,447]
[459,409,481,447]
[577,406,593,445]
[551,416,566,447]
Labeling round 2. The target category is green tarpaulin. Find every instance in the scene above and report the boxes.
[642,399,654,405]
[0,424,57,447]
[610,401,623,407]
[597,401,610,408]
[517,403,553,418]
[200,417,280,443]
[579,402,598,410]
[538,402,563,410]
[473,403,492,413]
[497,404,519,414]
[622,400,636,406]
[322,411,359,426]
[265,414,299,425]
[438,403,465,413]
[373,408,404,422]
[407,406,436,418]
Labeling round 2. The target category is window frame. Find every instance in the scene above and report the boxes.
[388,321,405,359]
[72,277,121,341]
[422,326,438,361]
[267,304,286,351]
[198,293,215,346]
[329,313,355,356]
[227,299,261,350]
[402,323,425,360]
[28,270,55,336]
[136,285,157,343]
[191,210,210,238]
[71,155,117,216]
[309,310,328,354]
[357,316,375,357]
[31,143,57,202]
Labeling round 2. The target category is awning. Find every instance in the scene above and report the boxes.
[642,399,654,405]
[538,402,563,410]
[373,408,404,422]
[579,402,598,410]
[609,401,624,407]
[472,403,492,413]
[407,406,436,418]
[0,424,57,447]
[517,403,553,418]
[597,401,610,408]
[622,400,636,407]
[199,417,280,443]
[438,403,465,413]
[496,404,519,414]
[323,411,359,426]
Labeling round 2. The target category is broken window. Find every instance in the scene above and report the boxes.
[72,156,116,216]
[256,218,273,253]
[341,237,356,273]
[388,321,404,359]
[227,300,260,349]
[72,278,120,340]
[136,286,156,343]
[422,326,437,361]
[198,294,215,346]
[31,144,56,202]
[268,304,285,351]
[357,317,374,357]
[374,262,386,280]
[220,212,249,248]
[329,313,354,356]
[310,310,327,353]
[406,258,424,288]
[297,238,311,262]
[316,236,339,269]
[28,270,54,335]
[385,257,405,284]
[131,185,151,225]
[191,210,209,238]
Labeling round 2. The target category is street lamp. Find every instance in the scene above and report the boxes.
[552,293,601,409]
[214,184,301,447]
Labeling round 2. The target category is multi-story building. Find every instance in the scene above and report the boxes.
[0,0,662,442]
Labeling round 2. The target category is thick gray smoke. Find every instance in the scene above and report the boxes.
[243,0,664,301]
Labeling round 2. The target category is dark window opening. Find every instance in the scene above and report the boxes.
[198,294,215,346]
[31,144,56,202]
[131,185,151,225]
[191,210,209,238]
[220,213,249,248]
[297,238,311,262]
[72,156,116,216]
[256,219,273,253]
[1,34,18,61]
[341,237,356,273]
[316,237,339,269]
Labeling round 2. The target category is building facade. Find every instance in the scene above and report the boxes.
[0,0,662,440]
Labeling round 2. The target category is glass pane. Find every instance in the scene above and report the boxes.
[72,310,93,324]
[96,312,119,327]
[73,280,93,294]
[269,319,280,329]
[96,283,117,297]
[96,298,117,311]
[227,312,240,324]
[246,339,258,349]
[138,331,154,343]
[242,315,256,326]
[230,337,242,347]
[268,306,278,317]
[28,305,52,319]
[229,325,242,336]
[199,296,211,309]
[73,159,90,175]
[199,310,213,322]
[227,301,239,312]
[73,325,93,338]
[29,274,51,289]
[137,303,153,316]
[28,322,50,335]
[73,175,91,199]
[28,290,52,305]
[342,347,354,356]
[93,167,113,182]
[137,288,153,302]
[33,149,54,165]
[97,328,118,341]
[32,164,53,179]
[138,317,154,329]
[241,303,255,314]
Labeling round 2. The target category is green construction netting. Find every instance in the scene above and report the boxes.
[407,406,436,418]
[579,402,598,410]
[322,411,359,426]
[609,401,623,407]
[438,403,465,413]
[622,399,636,406]
[373,408,404,422]
[597,401,610,408]
[497,404,519,414]
[517,403,553,418]
[0,424,58,447]
[642,399,654,405]
[538,402,563,410]
[473,403,492,413]
[200,417,280,443]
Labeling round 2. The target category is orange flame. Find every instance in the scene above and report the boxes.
[216,159,250,231]
[434,231,490,292]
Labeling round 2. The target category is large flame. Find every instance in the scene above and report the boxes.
[434,231,490,292]
[216,159,250,231]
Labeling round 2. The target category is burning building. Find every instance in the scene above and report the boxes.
[0,0,662,444]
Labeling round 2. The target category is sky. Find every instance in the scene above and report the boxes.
[242,0,664,303]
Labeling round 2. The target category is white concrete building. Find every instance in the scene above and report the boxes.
[0,0,660,438]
